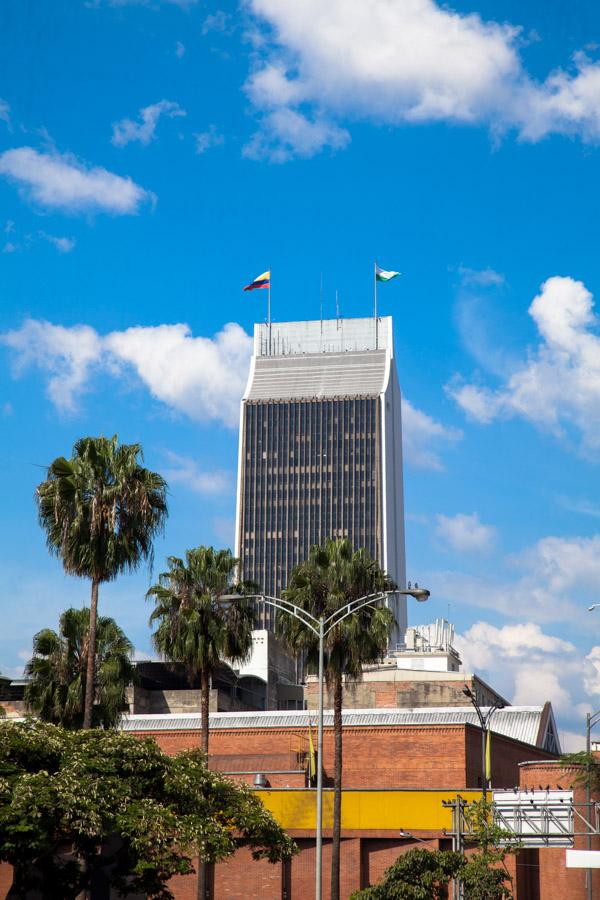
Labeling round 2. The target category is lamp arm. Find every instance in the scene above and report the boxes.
[323,592,393,633]
[325,591,393,635]
[237,593,321,636]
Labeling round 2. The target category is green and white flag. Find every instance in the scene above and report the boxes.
[375,264,400,283]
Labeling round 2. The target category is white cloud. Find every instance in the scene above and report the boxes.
[435,512,496,554]
[456,620,579,719]
[162,451,232,495]
[457,621,575,665]
[457,266,505,287]
[0,99,10,127]
[1,319,102,413]
[105,322,251,426]
[455,621,600,742]
[89,0,197,8]
[583,645,600,696]
[449,276,600,454]
[3,242,18,254]
[560,730,586,752]
[401,398,462,471]
[2,318,450,449]
[428,533,600,623]
[244,0,600,158]
[1,318,252,428]
[243,108,350,162]
[202,10,231,35]
[111,100,186,147]
[558,496,600,519]
[39,232,76,253]
[194,125,225,154]
[0,147,153,215]
[175,41,185,58]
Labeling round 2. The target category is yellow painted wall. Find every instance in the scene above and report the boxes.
[256,789,481,831]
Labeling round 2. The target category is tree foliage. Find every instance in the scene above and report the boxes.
[279,540,395,683]
[280,539,395,900]
[148,546,255,754]
[561,751,599,789]
[36,435,168,584]
[350,848,464,899]
[0,720,295,899]
[351,800,516,900]
[36,435,168,728]
[24,607,133,730]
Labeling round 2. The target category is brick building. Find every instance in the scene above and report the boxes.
[116,705,574,900]
[1,704,597,899]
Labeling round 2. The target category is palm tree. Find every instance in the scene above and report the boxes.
[147,546,255,756]
[148,546,254,900]
[279,539,395,900]
[36,435,168,729]
[24,607,133,729]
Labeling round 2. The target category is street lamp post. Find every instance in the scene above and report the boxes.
[462,686,504,798]
[585,711,600,900]
[223,586,429,900]
[586,606,600,900]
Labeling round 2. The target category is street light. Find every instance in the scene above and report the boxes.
[399,830,433,845]
[462,686,504,798]
[222,586,429,900]
[586,606,600,900]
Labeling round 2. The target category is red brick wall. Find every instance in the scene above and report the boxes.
[465,725,554,789]
[0,865,11,898]
[215,848,283,899]
[145,725,471,788]
[143,722,554,790]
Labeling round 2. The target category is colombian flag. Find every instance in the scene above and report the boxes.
[244,270,270,291]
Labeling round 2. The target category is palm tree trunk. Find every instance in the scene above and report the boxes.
[331,673,343,900]
[198,668,210,900]
[83,578,99,729]
[200,668,210,756]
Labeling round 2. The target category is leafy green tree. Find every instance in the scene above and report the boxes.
[0,720,295,900]
[279,539,394,900]
[350,848,464,899]
[24,607,133,729]
[148,546,255,756]
[36,435,168,729]
[352,800,516,900]
[461,799,516,900]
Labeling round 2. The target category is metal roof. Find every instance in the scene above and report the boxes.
[120,706,556,751]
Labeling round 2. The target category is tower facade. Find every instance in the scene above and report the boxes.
[235,316,407,648]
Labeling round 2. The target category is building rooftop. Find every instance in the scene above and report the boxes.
[120,704,560,753]
[245,316,394,402]
[254,316,392,357]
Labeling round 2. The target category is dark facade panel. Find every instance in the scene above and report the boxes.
[239,397,382,629]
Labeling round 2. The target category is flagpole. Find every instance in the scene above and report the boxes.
[374,259,378,349]
[268,263,272,355]
[320,271,323,334]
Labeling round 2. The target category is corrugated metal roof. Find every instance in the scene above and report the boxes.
[120,706,548,749]
[245,350,388,401]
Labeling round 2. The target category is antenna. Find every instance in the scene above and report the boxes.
[374,259,378,349]
[335,289,340,321]
[320,271,323,334]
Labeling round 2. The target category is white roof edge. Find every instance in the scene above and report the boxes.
[119,705,551,751]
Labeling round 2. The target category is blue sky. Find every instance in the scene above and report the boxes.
[2,0,600,748]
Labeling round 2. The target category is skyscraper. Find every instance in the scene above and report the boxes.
[235,316,407,649]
